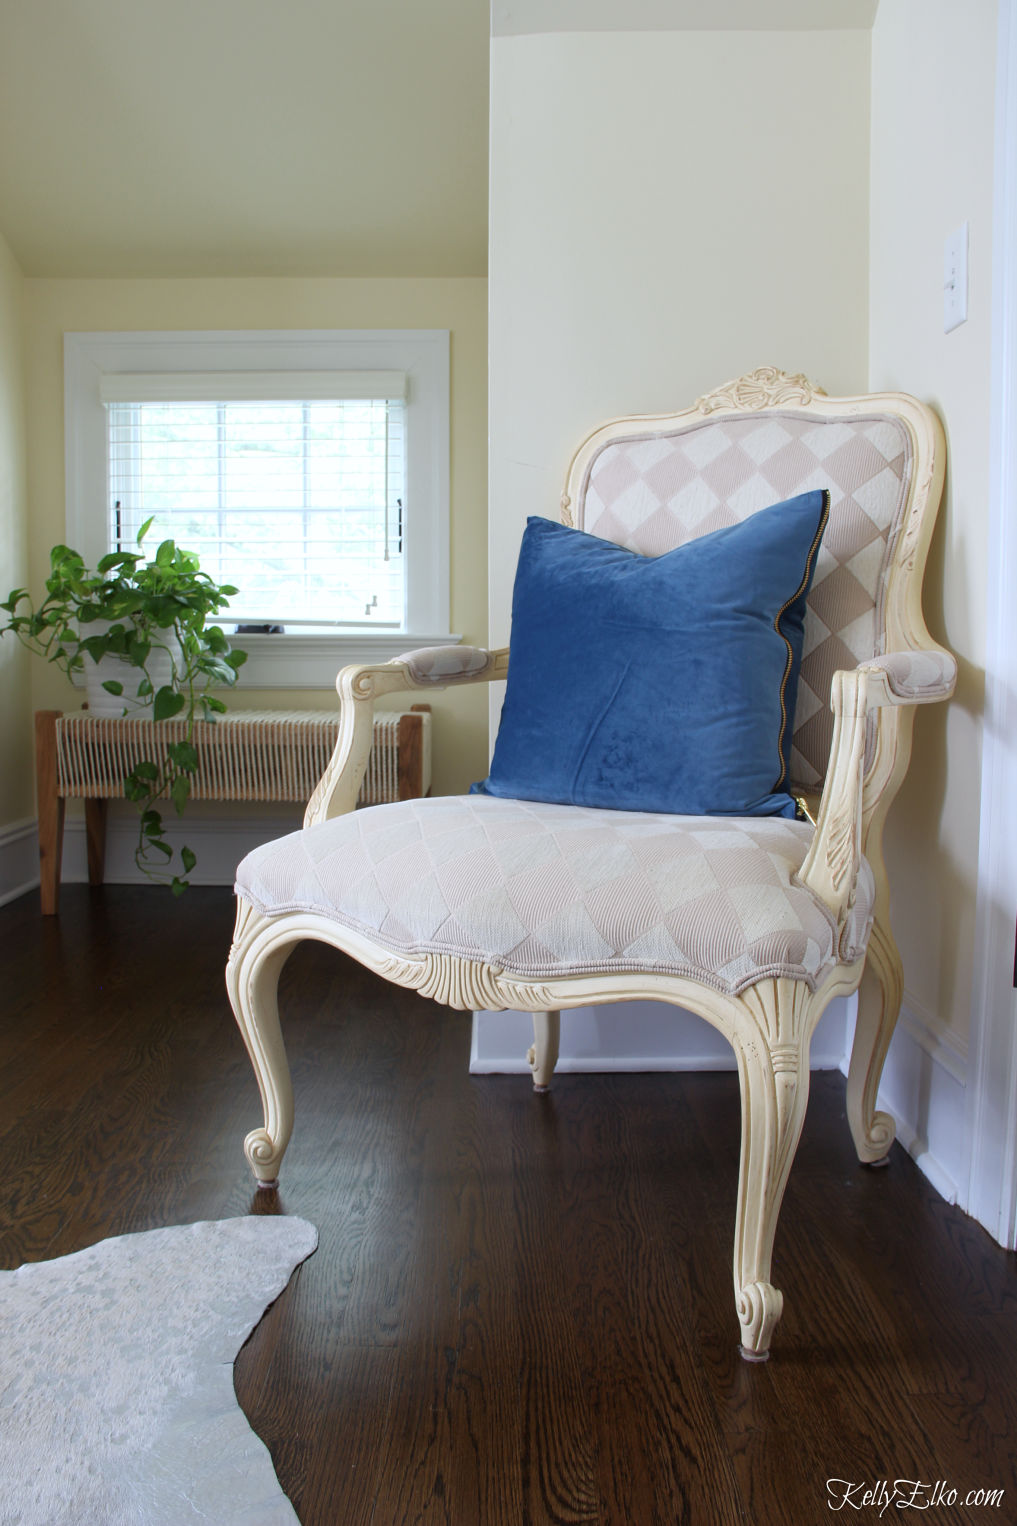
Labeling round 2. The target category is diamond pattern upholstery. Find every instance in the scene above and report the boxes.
[578,412,913,789]
[237,795,876,997]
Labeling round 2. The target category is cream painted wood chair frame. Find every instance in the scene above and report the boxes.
[226,369,955,1360]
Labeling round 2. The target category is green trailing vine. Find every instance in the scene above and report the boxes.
[2,521,247,893]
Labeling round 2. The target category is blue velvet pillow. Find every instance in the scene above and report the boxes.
[473,490,829,818]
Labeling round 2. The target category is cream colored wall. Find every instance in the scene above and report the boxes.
[488,28,871,664]
[492,0,880,30]
[869,0,998,1048]
[21,277,489,796]
[0,231,32,826]
[480,26,871,1066]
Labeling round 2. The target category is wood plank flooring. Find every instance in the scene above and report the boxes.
[1,883,1015,1524]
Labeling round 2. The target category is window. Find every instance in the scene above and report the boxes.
[65,331,454,687]
[104,383,406,629]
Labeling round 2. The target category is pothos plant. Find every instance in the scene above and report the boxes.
[1,520,247,893]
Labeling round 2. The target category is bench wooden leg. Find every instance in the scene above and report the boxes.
[399,706,430,801]
[34,711,64,916]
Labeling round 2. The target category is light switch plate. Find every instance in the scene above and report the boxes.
[944,223,968,333]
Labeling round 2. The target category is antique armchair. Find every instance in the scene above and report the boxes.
[227,368,955,1360]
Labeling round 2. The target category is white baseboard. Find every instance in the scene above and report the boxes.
[61,808,304,886]
[473,994,971,1216]
[472,993,972,1212]
[0,808,304,898]
[470,996,852,1074]
[843,993,969,1205]
[0,819,41,907]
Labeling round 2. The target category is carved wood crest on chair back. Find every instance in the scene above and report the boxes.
[226,368,955,1360]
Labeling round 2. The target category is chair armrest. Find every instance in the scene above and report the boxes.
[303,645,509,826]
[796,648,954,925]
[396,644,508,686]
[858,648,957,705]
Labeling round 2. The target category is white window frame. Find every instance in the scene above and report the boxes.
[64,329,456,689]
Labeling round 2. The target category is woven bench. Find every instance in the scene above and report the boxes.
[34,707,431,914]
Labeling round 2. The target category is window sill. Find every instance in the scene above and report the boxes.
[68,631,463,694]
[227,630,463,690]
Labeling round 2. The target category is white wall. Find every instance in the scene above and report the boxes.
[479,22,871,1072]
[481,2,1008,1235]
[868,0,999,1206]
[0,231,35,904]
[488,27,871,659]
[969,0,1017,1246]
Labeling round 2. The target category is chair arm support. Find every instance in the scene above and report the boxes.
[303,645,510,826]
[795,646,954,926]
[795,669,871,927]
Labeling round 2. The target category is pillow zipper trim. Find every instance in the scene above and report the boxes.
[773,489,831,789]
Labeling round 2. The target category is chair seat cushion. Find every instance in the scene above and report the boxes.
[236,796,875,996]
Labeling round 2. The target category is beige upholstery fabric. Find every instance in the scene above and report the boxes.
[577,412,913,790]
[863,649,957,702]
[397,645,493,685]
[237,795,875,997]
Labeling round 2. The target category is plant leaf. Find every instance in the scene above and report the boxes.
[170,774,191,814]
[126,634,151,667]
[101,679,124,696]
[181,846,197,874]
[153,686,185,722]
[142,838,174,861]
[78,635,111,662]
[167,741,199,771]
[96,552,136,575]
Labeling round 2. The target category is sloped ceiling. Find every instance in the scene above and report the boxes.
[0,0,490,278]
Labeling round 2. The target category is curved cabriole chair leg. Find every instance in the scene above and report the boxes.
[527,1010,561,1091]
[846,913,903,1166]
[226,899,299,1188]
[731,981,814,1361]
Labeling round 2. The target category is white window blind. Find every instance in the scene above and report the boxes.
[105,384,407,629]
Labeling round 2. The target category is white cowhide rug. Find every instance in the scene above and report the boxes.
[0,1215,318,1526]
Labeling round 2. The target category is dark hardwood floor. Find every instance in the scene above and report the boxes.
[1,884,1015,1525]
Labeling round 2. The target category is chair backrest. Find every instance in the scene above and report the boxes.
[561,368,945,793]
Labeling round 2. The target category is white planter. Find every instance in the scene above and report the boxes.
[82,626,182,718]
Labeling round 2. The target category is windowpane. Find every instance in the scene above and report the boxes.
[107,397,406,626]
